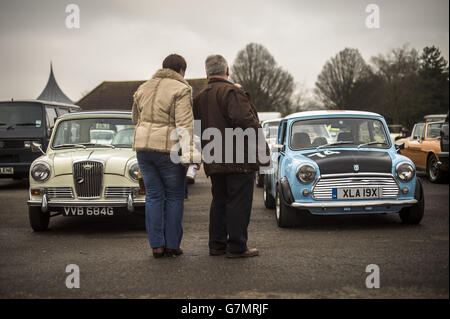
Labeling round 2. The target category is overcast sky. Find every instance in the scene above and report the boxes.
[0,0,448,102]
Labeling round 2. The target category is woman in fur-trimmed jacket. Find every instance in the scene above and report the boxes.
[132,54,199,258]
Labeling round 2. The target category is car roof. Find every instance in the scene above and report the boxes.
[284,110,382,120]
[0,99,80,108]
[261,118,282,125]
[424,114,446,118]
[425,120,444,125]
[60,111,132,118]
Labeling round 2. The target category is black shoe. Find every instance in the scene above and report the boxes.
[209,248,226,256]
[226,248,259,258]
[152,247,165,258]
[165,248,183,257]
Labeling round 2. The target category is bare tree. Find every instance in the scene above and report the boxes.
[371,45,421,126]
[230,43,295,115]
[372,45,420,83]
[315,48,372,109]
[289,83,324,112]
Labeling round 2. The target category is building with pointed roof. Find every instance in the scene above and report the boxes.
[37,63,73,104]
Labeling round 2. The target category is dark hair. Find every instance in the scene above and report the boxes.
[162,54,187,73]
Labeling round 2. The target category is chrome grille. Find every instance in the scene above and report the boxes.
[312,175,399,200]
[105,187,132,198]
[73,160,103,199]
[46,187,74,199]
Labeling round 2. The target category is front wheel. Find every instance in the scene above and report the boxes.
[256,173,264,188]
[426,153,444,183]
[275,185,298,227]
[28,206,50,231]
[399,179,425,225]
[263,178,276,209]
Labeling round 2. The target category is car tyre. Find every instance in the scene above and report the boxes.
[263,178,276,209]
[256,172,263,188]
[275,185,297,227]
[426,153,444,183]
[28,206,50,231]
[399,178,425,225]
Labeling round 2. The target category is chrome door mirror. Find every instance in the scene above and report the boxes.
[395,142,405,153]
[31,142,45,155]
[271,144,284,152]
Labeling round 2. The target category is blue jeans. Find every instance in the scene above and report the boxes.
[136,151,186,250]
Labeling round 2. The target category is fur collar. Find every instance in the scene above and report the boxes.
[152,68,189,86]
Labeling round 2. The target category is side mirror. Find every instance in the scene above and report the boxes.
[395,142,405,152]
[271,144,285,152]
[31,142,45,155]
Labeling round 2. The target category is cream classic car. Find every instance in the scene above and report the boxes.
[27,111,145,231]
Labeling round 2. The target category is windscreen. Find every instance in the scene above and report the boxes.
[0,102,43,130]
[52,117,135,148]
[290,117,390,150]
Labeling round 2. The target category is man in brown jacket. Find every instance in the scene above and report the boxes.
[193,55,269,258]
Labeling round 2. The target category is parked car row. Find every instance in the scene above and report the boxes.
[1,100,441,230]
[395,116,448,183]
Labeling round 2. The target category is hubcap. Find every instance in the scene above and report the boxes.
[276,193,280,220]
[429,156,439,180]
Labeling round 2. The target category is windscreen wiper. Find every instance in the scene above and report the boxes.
[357,141,388,149]
[53,144,88,149]
[53,142,116,149]
[111,144,131,148]
[315,141,354,150]
[89,143,115,149]
[6,122,37,130]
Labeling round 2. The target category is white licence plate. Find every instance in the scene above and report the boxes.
[63,207,114,216]
[0,167,14,174]
[334,187,382,200]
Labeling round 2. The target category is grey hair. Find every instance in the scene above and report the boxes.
[205,55,228,77]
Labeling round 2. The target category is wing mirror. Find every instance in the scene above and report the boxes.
[395,142,405,153]
[31,142,45,155]
[271,144,285,152]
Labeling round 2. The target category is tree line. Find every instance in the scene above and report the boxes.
[231,43,449,129]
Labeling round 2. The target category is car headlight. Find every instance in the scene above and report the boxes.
[128,162,139,181]
[396,162,415,182]
[31,162,51,182]
[296,164,316,183]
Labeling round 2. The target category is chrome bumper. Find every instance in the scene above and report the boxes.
[291,199,417,209]
[28,194,145,213]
